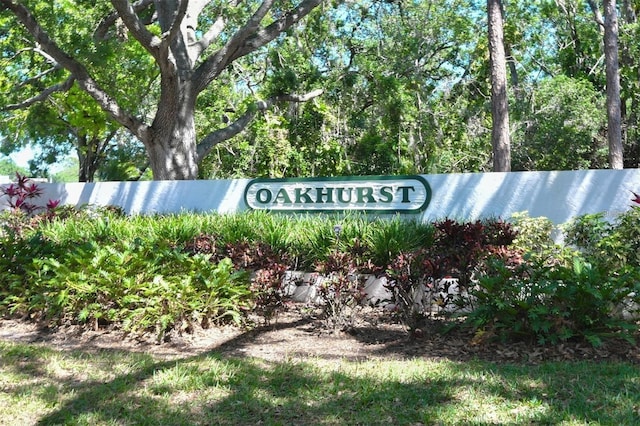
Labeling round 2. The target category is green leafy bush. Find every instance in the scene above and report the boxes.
[564,207,640,269]
[465,204,640,347]
[0,231,61,316]
[3,205,638,347]
[510,212,558,257]
[464,257,640,346]
[3,237,252,341]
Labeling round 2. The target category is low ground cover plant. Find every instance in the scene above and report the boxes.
[1,176,639,347]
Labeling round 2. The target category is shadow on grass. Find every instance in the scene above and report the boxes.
[2,338,639,425]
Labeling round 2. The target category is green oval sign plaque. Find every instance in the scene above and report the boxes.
[244,175,431,213]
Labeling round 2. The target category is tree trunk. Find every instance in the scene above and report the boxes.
[77,135,97,182]
[487,0,511,172]
[604,0,624,169]
[145,92,200,180]
[76,133,104,183]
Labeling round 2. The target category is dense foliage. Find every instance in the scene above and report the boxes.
[2,1,639,180]
[1,196,639,346]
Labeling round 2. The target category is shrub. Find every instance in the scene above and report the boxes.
[384,249,440,333]
[4,238,252,341]
[464,257,640,346]
[613,204,640,267]
[0,231,61,316]
[223,239,291,324]
[510,212,555,255]
[314,251,368,331]
[564,207,640,269]
[384,218,519,334]
[288,215,337,269]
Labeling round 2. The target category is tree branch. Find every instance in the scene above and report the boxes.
[17,65,61,89]
[1,0,151,143]
[3,76,75,111]
[233,0,323,60]
[190,15,225,59]
[109,0,163,56]
[158,0,190,51]
[213,0,275,67]
[196,89,323,161]
[194,0,324,93]
[587,0,605,28]
[94,0,154,40]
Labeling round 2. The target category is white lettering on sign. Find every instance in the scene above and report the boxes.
[244,176,431,213]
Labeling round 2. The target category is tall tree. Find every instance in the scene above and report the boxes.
[0,0,327,180]
[602,0,624,168]
[203,0,483,178]
[619,0,640,167]
[588,0,624,168]
[1,4,159,181]
[487,0,511,171]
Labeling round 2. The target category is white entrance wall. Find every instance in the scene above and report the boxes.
[3,169,640,225]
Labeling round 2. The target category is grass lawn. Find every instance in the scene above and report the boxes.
[1,340,639,425]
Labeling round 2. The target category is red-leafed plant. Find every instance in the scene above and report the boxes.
[1,173,44,215]
[224,241,292,324]
[1,173,62,236]
[1,172,61,216]
[314,251,368,331]
[384,218,521,335]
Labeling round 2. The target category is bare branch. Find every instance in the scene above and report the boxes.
[17,66,61,89]
[191,15,225,58]
[215,0,276,64]
[188,0,242,60]
[587,0,605,28]
[3,76,75,111]
[196,89,323,161]
[194,0,324,92]
[234,0,323,59]
[8,45,64,89]
[270,88,324,104]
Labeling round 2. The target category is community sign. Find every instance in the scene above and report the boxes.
[244,175,431,213]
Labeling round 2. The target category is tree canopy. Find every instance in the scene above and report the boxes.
[1,0,638,181]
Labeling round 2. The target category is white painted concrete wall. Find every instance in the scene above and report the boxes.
[2,169,639,224]
[419,169,640,224]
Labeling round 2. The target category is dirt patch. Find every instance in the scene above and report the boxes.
[1,307,639,364]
